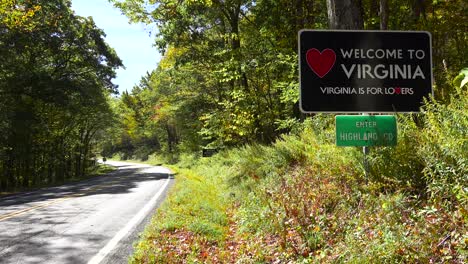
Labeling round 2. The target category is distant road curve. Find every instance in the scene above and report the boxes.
[0,160,173,264]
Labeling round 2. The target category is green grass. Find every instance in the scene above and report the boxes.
[130,156,233,263]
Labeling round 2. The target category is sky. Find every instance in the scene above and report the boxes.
[71,0,161,94]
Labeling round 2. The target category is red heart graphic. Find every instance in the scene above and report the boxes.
[306,48,336,78]
[395,87,401,94]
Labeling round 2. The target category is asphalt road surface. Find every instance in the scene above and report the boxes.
[0,161,173,264]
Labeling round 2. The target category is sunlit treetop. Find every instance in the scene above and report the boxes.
[0,0,43,31]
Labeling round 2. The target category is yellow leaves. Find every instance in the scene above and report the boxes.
[26,5,41,17]
[151,101,176,123]
[123,115,138,138]
[185,0,213,6]
[0,1,42,31]
[159,46,188,70]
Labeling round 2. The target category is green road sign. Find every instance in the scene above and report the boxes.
[336,115,397,146]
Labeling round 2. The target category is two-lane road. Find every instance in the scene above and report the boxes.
[0,161,173,264]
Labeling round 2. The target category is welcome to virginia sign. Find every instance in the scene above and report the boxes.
[299,30,433,113]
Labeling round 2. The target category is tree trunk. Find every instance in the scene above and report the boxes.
[166,123,177,153]
[380,0,389,30]
[326,0,364,30]
[296,0,304,30]
[228,4,249,94]
[74,145,82,178]
[412,0,426,22]
[6,151,15,190]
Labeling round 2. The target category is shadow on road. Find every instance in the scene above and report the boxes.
[0,162,172,263]
[0,164,171,207]
[0,219,108,264]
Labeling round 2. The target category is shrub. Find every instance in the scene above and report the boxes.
[367,115,426,193]
[130,71,467,263]
[419,86,468,207]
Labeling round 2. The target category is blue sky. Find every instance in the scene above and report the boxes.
[71,0,161,93]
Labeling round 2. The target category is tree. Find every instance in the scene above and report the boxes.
[326,0,364,29]
[0,0,122,191]
[379,0,389,30]
[107,0,467,162]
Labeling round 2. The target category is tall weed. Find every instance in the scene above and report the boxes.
[367,115,426,193]
[420,88,468,207]
[368,85,467,203]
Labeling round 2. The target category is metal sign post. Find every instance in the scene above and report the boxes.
[362,113,369,179]
[363,144,369,179]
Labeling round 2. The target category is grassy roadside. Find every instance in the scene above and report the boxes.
[129,113,466,263]
[129,155,234,263]
[129,88,467,263]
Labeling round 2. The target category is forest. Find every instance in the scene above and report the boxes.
[101,0,466,161]
[1,0,467,262]
[0,0,121,191]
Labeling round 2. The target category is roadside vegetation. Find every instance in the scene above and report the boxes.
[129,81,466,262]
[98,0,467,262]
[0,0,122,192]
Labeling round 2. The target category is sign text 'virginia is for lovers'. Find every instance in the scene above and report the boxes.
[299,30,433,113]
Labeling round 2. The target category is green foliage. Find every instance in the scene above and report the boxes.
[419,83,468,207]
[107,0,466,161]
[368,72,467,205]
[157,168,228,239]
[367,116,426,192]
[453,68,468,91]
[0,0,122,191]
[130,156,233,263]
[106,0,324,154]
[227,124,363,259]
[131,79,467,261]
[0,0,42,31]
[104,1,468,261]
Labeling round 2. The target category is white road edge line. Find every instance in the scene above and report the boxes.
[87,176,171,264]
